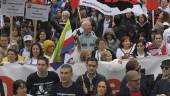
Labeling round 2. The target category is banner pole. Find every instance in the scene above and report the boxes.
[77,7,82,21]
[152,10,155,29]
[34,20,37,43]
[10,16,13,43]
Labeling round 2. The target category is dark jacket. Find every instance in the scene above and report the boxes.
[96,18,112,37]
[119,73,149,96]
[76,72,106,96]
[136,21,152,41]
[150,77,170,96]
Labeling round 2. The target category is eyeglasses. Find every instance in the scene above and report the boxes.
[160,66,169,70]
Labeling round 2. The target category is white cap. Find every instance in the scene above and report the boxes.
[163,22,170,26]
[23,35,33,42]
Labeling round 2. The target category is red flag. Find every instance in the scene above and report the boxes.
[70,0,79,9]
[146,0,158,10]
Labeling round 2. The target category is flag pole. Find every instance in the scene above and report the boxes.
[10,16,13,43]
[77,7,82,21]
[33,20,37,43]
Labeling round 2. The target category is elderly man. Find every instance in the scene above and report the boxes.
[151,59,170,96]
[78,20,98,50]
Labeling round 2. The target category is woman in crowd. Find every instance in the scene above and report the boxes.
[94,80,113,96]
[80,49,92,62]
[154,11,169,34]
[104,28,120,54]
[116,35,134,59]
[92,38,115,61]
[135,32,151,47]
[136,14,152,41]
[11,25,23,49]
[24,43,44,65]
[43,40,55,62]
[101,50,113,61]
[36,29,48,48]
[13,79,32,96]
[147,33,167,56]
[1,49,24,65]
[133,40,150,58]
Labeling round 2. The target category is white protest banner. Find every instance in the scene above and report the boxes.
[1,0,25,16]
[0,56,169,95]
[25,4,50,21]
[0,64,54,96]
[79,0,144,16]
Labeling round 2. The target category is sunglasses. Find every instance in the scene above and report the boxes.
[161,66,169,70]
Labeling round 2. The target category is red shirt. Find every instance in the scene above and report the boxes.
[130,91,142,96]
[32,1,45,5]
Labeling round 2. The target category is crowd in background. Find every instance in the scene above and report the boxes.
[1,0,170,96]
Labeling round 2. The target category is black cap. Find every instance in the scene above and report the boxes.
[161,59,170,67]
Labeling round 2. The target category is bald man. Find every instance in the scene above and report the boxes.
[78,20,97,50]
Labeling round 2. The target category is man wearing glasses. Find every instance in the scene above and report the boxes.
[151,59,170,96]
[119,59,149,96]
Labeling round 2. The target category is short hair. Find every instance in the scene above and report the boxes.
[86,57,98,66]
[13,79,26,95]
[37,56,49,65]
[126,59,139,72]
[7,48,18,61]
[95,38,107,47]
[62,10,70,17]
[61,64,73,73]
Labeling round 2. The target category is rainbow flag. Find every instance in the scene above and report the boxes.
[51,20,75,65]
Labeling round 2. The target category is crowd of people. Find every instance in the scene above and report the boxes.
[1,0,170,96]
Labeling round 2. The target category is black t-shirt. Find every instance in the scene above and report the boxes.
[26,71,60,96]
[50,82,85,96]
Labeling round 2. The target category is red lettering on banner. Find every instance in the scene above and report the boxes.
[104,0,136,4]
[0,76,14,96]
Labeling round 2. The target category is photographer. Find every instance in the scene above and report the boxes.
[73,19,97,50]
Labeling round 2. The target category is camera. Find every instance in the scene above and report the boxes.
[76,27,84,36]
